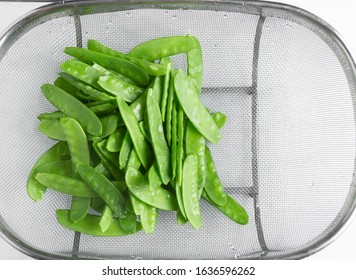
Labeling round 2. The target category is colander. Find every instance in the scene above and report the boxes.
[0,0,356,260]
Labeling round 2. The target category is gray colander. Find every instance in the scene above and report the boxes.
[1,0,356,260]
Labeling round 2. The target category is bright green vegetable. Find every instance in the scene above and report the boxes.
[70,197,91,223]
[38,111,66,120]
[187,35,203,94]
[160,57,172,121]
[34,160,74,177]
[54,76,90,101]
[212,112,227,129]
[99,205,114,232]
[141,204,158,234]
[119,211,137,234]
[165,70,176,146]
[119,131,133,170]
[106,127,126,152]
[38,119,66,141]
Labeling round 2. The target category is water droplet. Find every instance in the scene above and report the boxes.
[172,15,178,20]
[126,11,131,17]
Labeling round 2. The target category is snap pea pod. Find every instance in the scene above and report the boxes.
[146,88,171,185]
[111,180,127,193]
[88,101,117,115]
[38,119,66,141]
[119,132,133,170]
[129,36,197,61]
[41,84,102,136]
[177,211,188,225]
[64,47,150,86]
[87,115,118,141]
[90,197,106,213]
[129,192,145,216]
[27,142,70,202]
[203,146,227,206]
[126,197,135,213]
[98,75,144,103]
[151,75,163,105]
[88,40,167,76]
[38,111,66,120]
[165,70,176,146]
[139,121,151,143]
[96,139,119,169]
[187,35,203,94]
[175,181,187,220]
[130,92,146,121]
[56,209,141,236]
[185,122,206,199]
[59,72,115,102]
[99,205,114,232]
[125,167,178,211]
[160,57,172,122]
[95,162,112,179]
[126,148,141,170]
[171,103,178,183]
[174,70,221,144]
[119,211,137,234]
[106,126,126,152]
[116,96,153,169]
[34,160,74,177]
[140,204,158,234]
[92,63,141,87]
[182,154,202,229]
[212,112,227,129]
[54,77,90,101]
[201,191,248,225]
[60,59,102,90]
[176,104,185,187]
[76,163,127,218]
[70,196,91,223]
[148,163,162,191]
[34,173,98,197]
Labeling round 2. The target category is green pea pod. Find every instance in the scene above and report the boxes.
[106,127,126,152]
[129,35,197,61]
[41,84,102,136]
[201,191,248,225]
[176,104,185,187]
[76,163,127,218]
[116,96,153,169]
[182,154,202,229]
[88,115,118,141]
[174,70,221,144]
[64,47,150,86]
[171,103,178,183]
[187,35,203,94]
[27,142,70,202]
[148,163,162,191]
[96,139,120,169]
[91,197,106,213]
[160,57,172,122]
[129,192,145,216]
[70,196,91,223]
[95,162,112,179]
[204,146,227,206]
[138,121,151,144]
[212,112,227,129]
[119,131,133,170]
[38,111,66,120]
[88,101,117,115]
[111,181,127,193]
[165,70,175,146]
[98,75,144,103]
[126,148,141,170]
[125,167,178,211]
[54,77,90,101]
[88,40,167,76]
[34,173,98,197]
[130,92,146,121]
[146,88,171,185]
[140,204,158,234]
[56,210,141,236]
[38,119,66,141]
[177,210,188,225]
[119,211,137,234]
[99,205,114,232]
[34,160,74,177]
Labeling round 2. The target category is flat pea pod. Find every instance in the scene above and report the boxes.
[59,72,115,102]
[187,35,203,94]
[212,112,227,129]
[159,57,172,122]
[119,211,137,234]
[130,92,146,121]
[175,181,187,219]
[70,196,91,223]
[129,36,197,61]
[41,84,102,136]
[88,101,117,115]
[119,131,133,170]
[34,160,74,177]
[129,192,146,216]
[182,154,202,229]
[27,142,70,202]
[138,121,151,143]
[174,70,221,144]
[126,148,141,170]
[34,173,98,197]
[60,59,102,90]
[56,209,141,236]
[38,111,66,120]
[88,115,118,141]
[88,40,167,76]
[177,211,188,225]
[91,197,106,213]
[140,204,158,234]
[176,104,185,187]
[116,96,153,169]
[201,191,248,225]
[185,121,206,199]
[165,70,176,146]
[38,119,66,141]
[54,77,90,101]
[98,75,144,103]
[146,88,171,185]
[76,163,127,218]
[96,139,120,169]
[106,126,126,152]
[125,167,178,211]
[148,163,162,191]
[99,205,114,232]
[170,103,178,183]
[111,180,127,193]
[95,162,112,179]
[64,47,150,86]
[204,146,227,206]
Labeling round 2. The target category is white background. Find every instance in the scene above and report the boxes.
[0,0,356,260]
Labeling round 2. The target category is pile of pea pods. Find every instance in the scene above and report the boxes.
[27,36,248,236]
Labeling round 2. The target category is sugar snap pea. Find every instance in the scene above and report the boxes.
[106,127,126,153]
[165,70,176,146]
[126,148,141,171]
[64,47,150,86]
[34,173,98,197]
[41,84,102,136]
[56,209,141,236]
[38,119,66,141]
[87,115,118,141]
[212,112,227,129]
[88,101,117,115]
[76,163,127,218]
[54,76,90,101]
[146,88,171,185]
[159,57,172,122]
[176,104,185,187]
[99,205,114,232]
[129,36,197,61]
[88,39,167,76]
[116,96,153,169]
[139,121,151,143]
[171,103,178,183]
[187,35,203,94]
[125,167,178,211]
[96,139,119,169]
[38,111,66,120]
[111,181,127,193]
[119,211,137,234]
[34,160,74,177]
[140,204,158,234]
[174,70,221,144]
[70,196,91,223]
[95,162,112,179]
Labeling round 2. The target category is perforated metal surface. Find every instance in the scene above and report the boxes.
[0,1,355,259]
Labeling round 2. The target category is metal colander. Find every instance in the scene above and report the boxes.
[1,0,356,260]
